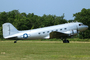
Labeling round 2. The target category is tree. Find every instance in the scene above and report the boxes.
[0,11,8,25]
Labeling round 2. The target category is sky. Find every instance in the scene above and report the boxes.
[0,0,90,20]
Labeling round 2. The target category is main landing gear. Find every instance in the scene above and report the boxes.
[62,38,69,43]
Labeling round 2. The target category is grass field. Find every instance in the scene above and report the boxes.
[0,40,90,60]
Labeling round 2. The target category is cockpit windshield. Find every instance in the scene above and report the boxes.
[79,24,84,26]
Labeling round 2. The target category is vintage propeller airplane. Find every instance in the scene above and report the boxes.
[2,22,88,43]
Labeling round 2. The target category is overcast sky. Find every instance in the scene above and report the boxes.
[0,0,90,20]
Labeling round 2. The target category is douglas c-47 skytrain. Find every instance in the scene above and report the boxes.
[2,22,88,43]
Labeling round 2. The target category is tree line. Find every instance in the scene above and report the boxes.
[0,8,90,39]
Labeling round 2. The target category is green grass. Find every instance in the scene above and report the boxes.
[0,41,90,60]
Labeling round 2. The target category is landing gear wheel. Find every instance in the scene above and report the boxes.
[63,40,69,43]
[14,41,17,43]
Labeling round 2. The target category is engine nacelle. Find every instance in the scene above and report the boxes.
[64,30,79,36]
[70,30,78,35]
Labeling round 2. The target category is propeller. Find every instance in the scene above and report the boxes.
[77,29,79,33]
[77,25,79,34]
[77,26,80,37]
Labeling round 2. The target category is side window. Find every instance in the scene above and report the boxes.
[56,29,58,31]
[43,32,45,34]
[38,33,40,34]
[64,28,67,30]
[47,31,49,33]
[60,29,62,31]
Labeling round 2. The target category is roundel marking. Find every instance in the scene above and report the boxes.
[23,33,28,39]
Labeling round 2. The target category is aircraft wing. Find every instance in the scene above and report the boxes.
[50,31,70,39]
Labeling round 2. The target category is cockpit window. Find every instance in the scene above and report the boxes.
[79,24,84,26]
[79,24,82,26]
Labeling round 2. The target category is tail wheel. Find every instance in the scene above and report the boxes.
[63,40,69,43]
[14,40,17,43]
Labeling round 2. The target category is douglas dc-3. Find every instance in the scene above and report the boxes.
[2,22,88,43]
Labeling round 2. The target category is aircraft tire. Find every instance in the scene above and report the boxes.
[14,41,17,43]
[63,40,69,43]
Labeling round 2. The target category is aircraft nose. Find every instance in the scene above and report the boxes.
[86,25,88,29]
[85,25,88,29]
[79,25,89,31]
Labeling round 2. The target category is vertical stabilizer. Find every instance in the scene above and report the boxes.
[2,23,18,38]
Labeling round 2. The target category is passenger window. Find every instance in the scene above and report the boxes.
[38,33,40,34]
[56,29,58,31]
[60,29,62,30]
[47,31,49,33]
[43,32,45,34]
[65,28,67,30]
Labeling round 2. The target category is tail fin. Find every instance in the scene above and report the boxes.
[2,23,18,38]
